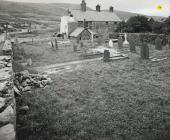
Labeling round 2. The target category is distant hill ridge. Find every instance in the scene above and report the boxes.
[0,1,166,23]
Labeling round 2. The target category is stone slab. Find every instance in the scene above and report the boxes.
[0,124,15,140]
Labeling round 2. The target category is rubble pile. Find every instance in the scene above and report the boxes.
[14,70,52,94]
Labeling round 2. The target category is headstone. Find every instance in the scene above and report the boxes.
[141,43,149,59]
[155,36,162,50]
[103,50,110,62]
[118,36,123,49]
[162,35,167,46]
[97,36,102,45]
[129,41,136,53]
[54,38,58,50]
[123,33,129,45]
[77,37,80,44]
[51,41,54,48]
[27,58,32,66]
[73,43,77,52]
[109,39,113,48]
[32,38,34,44]
[80,42,84,48]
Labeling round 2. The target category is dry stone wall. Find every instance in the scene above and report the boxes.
[0,40,16,140]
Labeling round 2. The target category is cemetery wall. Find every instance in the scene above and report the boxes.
[0,41,16,140]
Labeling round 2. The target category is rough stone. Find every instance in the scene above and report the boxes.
[0,97,6,110]
[0,81,8,92]
[0,106,14,123]
[20,105,29,111]
[0,124,15,140]
[22,86,31,92]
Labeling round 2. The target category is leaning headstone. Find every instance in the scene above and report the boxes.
[162,35,167,46]
[141,43,149,59]
[32,38,34,44]
[51,41,54,48]
[103,50,110,62]
[155,36,162,50]
[118,36,123,49]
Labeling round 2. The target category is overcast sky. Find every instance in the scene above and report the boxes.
[5,0,170,17]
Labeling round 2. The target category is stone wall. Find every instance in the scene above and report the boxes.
[0,41,16,140]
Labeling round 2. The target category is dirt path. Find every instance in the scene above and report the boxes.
[35,57,103,74]
[34,55,128,74]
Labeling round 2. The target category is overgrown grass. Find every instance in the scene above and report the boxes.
[16,48,170,140]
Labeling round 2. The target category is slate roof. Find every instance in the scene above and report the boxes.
[69,27,97,37]
[70,10,121,22]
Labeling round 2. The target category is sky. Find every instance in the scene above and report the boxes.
[4,0,170,17]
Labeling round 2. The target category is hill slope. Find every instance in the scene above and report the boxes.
[0,1,166,24]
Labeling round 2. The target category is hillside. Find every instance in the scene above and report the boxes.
[0,1,166,24]
[114,10,166,22]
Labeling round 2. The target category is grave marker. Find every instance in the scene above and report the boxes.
[55,38,58,50]
[103,50,110,62]
[155,36,162,50]
[141,43,149,59]
[118,36,123,49]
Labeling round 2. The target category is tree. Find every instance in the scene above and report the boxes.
[152,21,163,34]
[162,16,170,34]
[115,21,127,33]
[126,16,151,33]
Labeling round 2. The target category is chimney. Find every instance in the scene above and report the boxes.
[109,6,114,12]
[81,0,86,12]
[96,4,101,12]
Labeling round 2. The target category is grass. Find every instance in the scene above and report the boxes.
[16,47,170,140]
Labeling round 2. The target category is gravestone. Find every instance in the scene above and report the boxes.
[73,43,77,52]
[141,43,149,59]
[129,41,136,53]
[97,36,102,45]
[54,38,58,50]
[103,50,110,62]
[51,41,54,48]
[77,37,80,44]
[80,42,84,48]
[118,36,123,49]
[155,37,162,50]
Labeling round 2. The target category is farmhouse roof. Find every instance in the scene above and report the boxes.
[70,10,121,22]
[69,27,97,37]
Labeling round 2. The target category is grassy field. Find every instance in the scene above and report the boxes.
[16,46,170,140]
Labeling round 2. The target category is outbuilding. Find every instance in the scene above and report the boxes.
[69,27,98,41]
